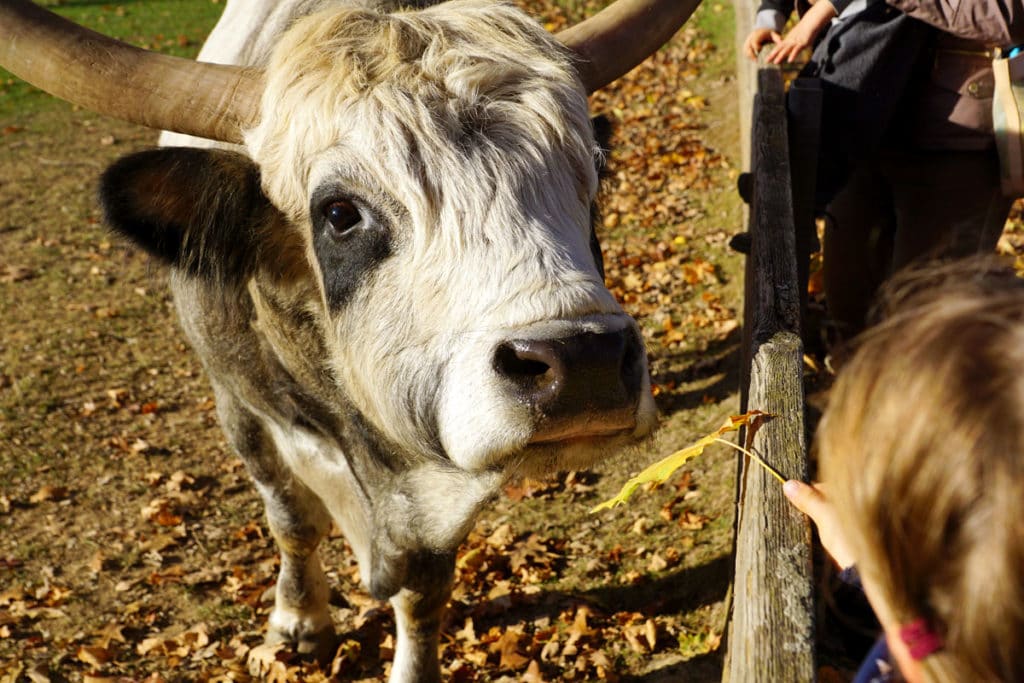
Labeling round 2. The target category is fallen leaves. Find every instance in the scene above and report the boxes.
[622,615,660,653]
[1,428,732,679]
[140,497,185,527]
[139,472,207,528]
[137,622,210,658]
[0,264,35,283]
[502,470,595,502]
[490,627,531,669]
[28,485,69,504]
[77,644,116,667]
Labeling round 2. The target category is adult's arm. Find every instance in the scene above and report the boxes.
[886,0,1024,45]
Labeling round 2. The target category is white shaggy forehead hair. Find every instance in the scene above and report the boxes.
[244,0,599,224]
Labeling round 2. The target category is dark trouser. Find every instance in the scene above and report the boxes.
[822,147,1013,339]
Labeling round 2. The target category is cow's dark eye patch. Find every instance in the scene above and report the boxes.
[310,187,391,310]
[324,199,362,236]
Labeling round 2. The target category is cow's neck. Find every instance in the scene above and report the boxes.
[244,275,501,597]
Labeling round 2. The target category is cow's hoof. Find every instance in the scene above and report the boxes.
[266,602,337,664]
[265,624,338,664]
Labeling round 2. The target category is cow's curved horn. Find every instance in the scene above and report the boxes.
[0,0,261,143]
[557,0,702,93]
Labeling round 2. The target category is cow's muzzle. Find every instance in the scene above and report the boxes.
[494,328,644,443]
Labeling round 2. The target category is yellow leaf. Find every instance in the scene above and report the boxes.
[590,411,775,512]
[77,645,114,667]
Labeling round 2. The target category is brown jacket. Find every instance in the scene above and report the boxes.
[888,0,1024,44]
[888,0,1024,149]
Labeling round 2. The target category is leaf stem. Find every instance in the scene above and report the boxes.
[712,438,786,484]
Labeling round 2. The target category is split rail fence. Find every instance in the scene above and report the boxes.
[721,10,820,679]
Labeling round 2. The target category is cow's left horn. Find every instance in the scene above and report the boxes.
[0,0,262,143]
[557,0,702,93]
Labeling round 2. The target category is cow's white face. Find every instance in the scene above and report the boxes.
[244,0,656,472]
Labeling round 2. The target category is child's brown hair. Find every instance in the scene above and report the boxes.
[818,260,1024,681]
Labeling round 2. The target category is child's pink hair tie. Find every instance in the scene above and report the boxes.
[899,618,944,660]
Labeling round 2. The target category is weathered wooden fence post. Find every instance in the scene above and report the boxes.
[722,52,817,680]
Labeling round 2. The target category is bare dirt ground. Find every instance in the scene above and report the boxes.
[0,2,747,681]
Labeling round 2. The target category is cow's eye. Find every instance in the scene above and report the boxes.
[324,200,361,235]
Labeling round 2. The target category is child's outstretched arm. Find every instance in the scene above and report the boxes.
[783,479,856,569]
[765,1,838,63]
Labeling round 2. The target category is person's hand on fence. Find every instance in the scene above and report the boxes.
[743,28,782,60]
[765,1,837,64]
[783,479,856,569]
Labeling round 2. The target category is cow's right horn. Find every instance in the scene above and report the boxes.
[557,0,702,93]
[0,0,262,143]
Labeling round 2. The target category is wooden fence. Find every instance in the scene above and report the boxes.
[721,34,818,682]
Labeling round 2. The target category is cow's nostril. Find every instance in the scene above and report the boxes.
[494,342,554,381]
[493,341,565,405]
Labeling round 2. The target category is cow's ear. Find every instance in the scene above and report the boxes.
[592,114,613,176]
[589,115,614,279]
[592,114,612,152]
[100,147,283,284]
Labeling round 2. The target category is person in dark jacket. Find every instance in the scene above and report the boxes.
[744,0,1024,342]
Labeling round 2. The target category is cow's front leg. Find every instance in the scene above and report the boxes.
[220,403,335,658]
[387,552,455,683]
[262,487,335,659]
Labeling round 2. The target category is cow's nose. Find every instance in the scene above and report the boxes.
[493,329,644,442]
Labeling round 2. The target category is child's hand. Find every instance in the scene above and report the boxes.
[765,1,837,64]
[743,28,782,61]
[783,480,856,569]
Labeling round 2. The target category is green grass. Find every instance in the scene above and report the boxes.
[694,0,737,62]
[0,0,224,120]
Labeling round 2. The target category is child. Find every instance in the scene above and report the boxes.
[784,260,1024,681]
